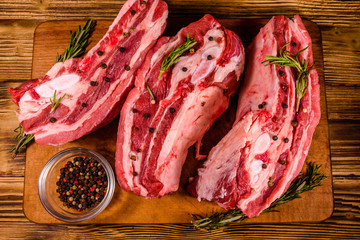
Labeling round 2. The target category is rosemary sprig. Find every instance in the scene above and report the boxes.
[145,82,156,104]
[191,162,327,230]
[8,125,35,157]
[10,20,96,157]
[262,42,314,111]
[158,33,197,79]
[50,90,67,113]
[55,19,97,63]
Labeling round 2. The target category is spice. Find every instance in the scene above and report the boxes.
[56,156,108,211]
[292,42,297,47]
[130,155,136,160]
[104,77,110,82]
[119,47,125,52]
[125,65,131,71]
[123,32,129,37]
[283,138,289,143]
[129,28,134,33]
[207,55,212,60]
[258,104,264,109]
[90,81,96,86]
[133,171,138,176]
[142,1,147,4]
[169,108,175,113]
[81,103,87,107]
[143,113,150,119]
[50,117,57,123]
[262,164,267,169]
[279,70,284,76]
[272,135,278,141]
[291,121,298,127]
[208,36,213,41]
[97,50,103,56]
[182,67,187,72]
[280,160,287,165]
[149,127,155,133]
[282,103,288,109]
[101,63,107,69]
[132,108,138,113]
[131,10,136,15]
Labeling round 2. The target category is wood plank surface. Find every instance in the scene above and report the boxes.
[0,0,359,238]
[23,18,333,224]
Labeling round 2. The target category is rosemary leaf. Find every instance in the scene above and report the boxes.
[145,82,156,104]
[50,90,67,113]
[158,33,197,79]
[262,42,314,111]
[55,19,97,63]
[8,125,35,157]
[191,162,327,230]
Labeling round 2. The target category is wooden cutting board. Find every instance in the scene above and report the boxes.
[23,17,333,224]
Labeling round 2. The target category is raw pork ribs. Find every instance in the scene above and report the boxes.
[9,0,168,145]
[115,15,245,198]
[188,15,321,218]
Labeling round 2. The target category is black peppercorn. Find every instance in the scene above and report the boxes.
[131,10,136,15]
[144,113,150,119]
[104,77,110,82]
[292,42,297,47]
[279,70,284,76]
[258,104,264,109]
[182,67,187,72]
[169,108,175,113]
[207,55,212,60]
[208,36,213,41]
[133,171,138,176]
[142,1,147,4]
[282,103,288,109]
[149,127,155,133]
[119,47,125,52]
[90,81,96,86]
[132,108,138,113]
[97,50,103,56]
[262,164,267,169]
[101,63,107,69]
[284,138,289,143]
[272,135,278,141]
[125,65,131,71]
[81,103,87,107]
[292,121,298,127]
[50,117,56,123]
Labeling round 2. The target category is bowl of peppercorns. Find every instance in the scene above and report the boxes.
[38,147,115,223]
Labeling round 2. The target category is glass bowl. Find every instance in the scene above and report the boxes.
[38,147,115,223]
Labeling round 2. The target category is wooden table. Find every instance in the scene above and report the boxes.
[0,0,359,238]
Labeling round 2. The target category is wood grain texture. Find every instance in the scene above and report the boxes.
[0,0,359,238]
[23,18,333,225]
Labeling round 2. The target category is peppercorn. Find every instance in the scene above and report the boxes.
[279,70,284,76]
[50,117,57,123]
[169,108,175,114]
[125,65,131,71]
[104,77,110,82]
[207,55,212,60]
[132,108,138,113]
[208,36,213,41]
[81,103,87,107]
[56,156,108,211]
[149,127,155,133]
[284,138,289,143]
[182,67,187,72]
[292,121,298,127]
[262,164,267,169]
[258,104,264,109]
[143,113,150,119]
[131,10,136,15]
[101,63,107,69]
[292,42,297,47]
[119,47,125,52]
[90,81,96,86]
[282,103,288,109]
[97,50,103,56]
[272,135,278,141]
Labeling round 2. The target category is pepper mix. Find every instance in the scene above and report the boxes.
[56,156,108,211]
